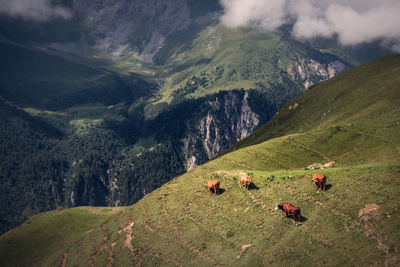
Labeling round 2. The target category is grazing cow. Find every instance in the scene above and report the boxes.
[275,202,301,222]
[238,172,253,190]
[312,173,326,191]
[206,180,220,195]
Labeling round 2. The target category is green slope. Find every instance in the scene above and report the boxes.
[153,25,346,105]
[226,54,400,156]
[1,55,400,266]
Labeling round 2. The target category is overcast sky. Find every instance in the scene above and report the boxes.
[220,0,400,51]
[0,0,71,21]
[1,0,399,51]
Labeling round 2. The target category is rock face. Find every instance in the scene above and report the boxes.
[179,56,348,170]
[287,57,348,88]
[72,0,191,62]
[70,0,217,62]
[182,91,259,170]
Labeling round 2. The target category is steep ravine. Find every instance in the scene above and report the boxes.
[182,91,260,170]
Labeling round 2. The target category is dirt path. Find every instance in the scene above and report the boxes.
[358,205,399,266]
[88,225,110,266]
[120,220,141,266]
[246,190,277,216]
[236,244,252,259]
[106,242,116,267]
[61,252,68,267]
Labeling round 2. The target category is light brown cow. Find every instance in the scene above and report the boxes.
[238,172,253,190]
[312,173,326,191]
[275,202,301,222]
[206,180,220,195]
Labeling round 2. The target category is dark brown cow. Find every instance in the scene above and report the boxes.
[206,180,220,195]
[312,173,326,191]
[275,202,301,222]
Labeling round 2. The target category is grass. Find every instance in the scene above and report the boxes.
[69,119,104,135]
[65,103,127,134]
[23,107,66,116]
[153,25,308,104]
[226,54,400,154]
[2,164,397,266]
[0,207,124,266]
[1,55,399,266]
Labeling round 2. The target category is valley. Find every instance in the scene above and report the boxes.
[0,9,356,234]
[0,0,397,250]
[0,55,399,266]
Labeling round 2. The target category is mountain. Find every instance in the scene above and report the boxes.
[0,0,221,63]
[0,0,395,234]
[1,55,399,266]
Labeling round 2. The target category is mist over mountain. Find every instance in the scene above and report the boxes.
[0,0,72,21]
[220,0,400,52]
[0,0,398,235]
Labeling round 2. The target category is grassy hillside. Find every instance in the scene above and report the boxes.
[1,56,399,266]
[152,25,345,105]
[227,54,400,154]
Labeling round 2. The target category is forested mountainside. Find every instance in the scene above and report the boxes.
[0,0,394,234]
[1,55,399,266]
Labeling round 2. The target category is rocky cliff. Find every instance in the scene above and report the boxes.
[70,0,219,62]
[180,53,349,170]
[287,57,348,88]
[182,91,260,170]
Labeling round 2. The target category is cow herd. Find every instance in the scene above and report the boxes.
[206,172,328,223]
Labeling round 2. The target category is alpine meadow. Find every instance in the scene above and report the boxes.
[0,0,399,266]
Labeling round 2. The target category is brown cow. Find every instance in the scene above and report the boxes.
[238,172,253,190]
[275,202,301,222]
[312,173,326,191]
[206,180,220,195]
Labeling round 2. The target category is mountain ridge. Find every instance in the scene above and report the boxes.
[1,55,399,266]
[0,0,396,235]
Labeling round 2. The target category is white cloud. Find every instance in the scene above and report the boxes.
[219,0,400,50]
[0,0,72,21]
[220,0,288,31]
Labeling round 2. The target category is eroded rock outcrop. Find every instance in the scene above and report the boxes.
[287,57,348,89]
[183,91,259,170]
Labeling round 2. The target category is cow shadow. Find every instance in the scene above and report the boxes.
[299,215,308,223]
[284,214,308,223]
[209,188,226,195]
[315,184,332,192]
[248,182,259,190]
[325,184,332,191]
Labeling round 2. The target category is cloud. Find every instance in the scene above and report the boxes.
[220,0,287,31]
[219,0,400,50]
[0,0,72,21]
